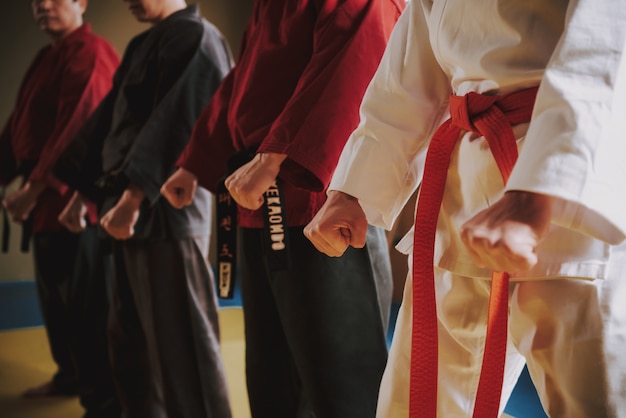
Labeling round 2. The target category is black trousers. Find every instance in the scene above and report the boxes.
[32,226,120,417]
[107,236,231,418]
[240,225,393,418]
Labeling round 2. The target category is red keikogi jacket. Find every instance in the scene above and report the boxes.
[178,0,405,228]
[0,24,120,233]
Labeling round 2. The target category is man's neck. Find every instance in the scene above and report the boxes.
[149,1,187,25]
[48,20,83,46]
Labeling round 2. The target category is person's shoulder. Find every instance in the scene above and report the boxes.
[196,19,233,68]
[60,30,119,75]
[199,19,227,43]
[87,31,117,51]
[32,44,52,62]
[64,28,117,59]
[161,8,206,37]
[156,13,206,56]
[83,33,120,64]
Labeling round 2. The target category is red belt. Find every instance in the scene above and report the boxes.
[409,86,538,418]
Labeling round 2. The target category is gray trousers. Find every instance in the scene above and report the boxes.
[240,225,393,418]
[108,236,231,418]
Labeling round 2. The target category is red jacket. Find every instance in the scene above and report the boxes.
[0,24,120,233]
[178,0,405,228]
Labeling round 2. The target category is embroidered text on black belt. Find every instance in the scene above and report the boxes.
[263,180,290,272]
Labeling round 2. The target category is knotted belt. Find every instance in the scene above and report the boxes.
[410,86,538,418]
[1,161,37,253]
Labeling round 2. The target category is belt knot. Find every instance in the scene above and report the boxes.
[449,92,498,133]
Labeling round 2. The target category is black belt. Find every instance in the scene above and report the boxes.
[20,216,33,252]
[2,208,33,254]
[1,195,37,253]
[1,189,9,253]
[1,162,36,253]
[215,178,237,299]
[215,150,290,299]
[92,172,130,204]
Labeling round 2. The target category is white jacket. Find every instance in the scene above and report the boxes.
[330,0,626,280]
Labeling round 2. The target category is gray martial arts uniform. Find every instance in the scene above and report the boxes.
[54,6,234,417]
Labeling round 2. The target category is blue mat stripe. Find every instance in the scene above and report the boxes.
[0,281,44,331]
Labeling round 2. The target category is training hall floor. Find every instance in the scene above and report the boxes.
[0,280,546,418]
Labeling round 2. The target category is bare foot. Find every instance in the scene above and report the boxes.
[21,380,77,398]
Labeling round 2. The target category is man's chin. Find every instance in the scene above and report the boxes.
[127,6,148,22]
[130,12,150,22]
[41,26,63,38]
[37,19,52,31]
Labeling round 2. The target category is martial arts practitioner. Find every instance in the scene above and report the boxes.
[305,1,626,417]
[160,1,404,416]
[0,0,121,415]
[53,0,233,416]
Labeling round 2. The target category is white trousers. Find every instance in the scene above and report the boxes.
[376,250,626,418]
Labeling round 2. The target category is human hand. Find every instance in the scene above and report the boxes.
[58,191,89,233]
[161,167,198,209]
[100,184,144,240]
[460,191,552,272]
[2,181,44,223]
[225,152,287,210]
[304,190,368,257]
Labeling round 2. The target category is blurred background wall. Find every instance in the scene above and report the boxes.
[0,0,254,281]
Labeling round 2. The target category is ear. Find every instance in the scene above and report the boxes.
[75,0,88,15]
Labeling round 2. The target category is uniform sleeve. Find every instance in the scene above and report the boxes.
[0,49,49,186]
[53,84,119,202]
[176,63,237,193]
[507,0,626,244]
[177,23,250,193]
[329,2,451,230]
[121,25,232,204]
[255,0,403,193]
[28,41,118,193]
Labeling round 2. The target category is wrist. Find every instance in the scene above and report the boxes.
[24,180,46,197]
[259,152,288,169]
[122,183,145,204]
[328,190,357,202]
[506,190,553,207]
